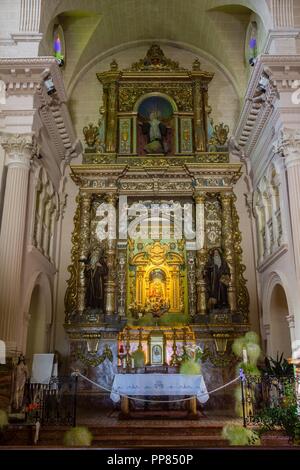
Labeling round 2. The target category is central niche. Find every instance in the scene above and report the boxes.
[128,240,186,319]
[137,94,174,155]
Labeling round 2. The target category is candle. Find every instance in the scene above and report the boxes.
[242,348,248,364]
[131,358,135,369]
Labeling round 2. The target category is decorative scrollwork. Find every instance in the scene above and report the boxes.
[129,44,185,72]
[202,347,236,368]
[64,199,80,320]
[232,196,250,322]
[119,82,193,112]
[83,123,99,149]
[76,345,113,367]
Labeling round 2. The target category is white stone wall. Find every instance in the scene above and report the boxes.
[234,54,300,359]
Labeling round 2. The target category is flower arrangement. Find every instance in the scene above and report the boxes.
[25,403,40,422]
[179,344,203,375]
[184,345,203,362]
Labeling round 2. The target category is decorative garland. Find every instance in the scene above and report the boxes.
[77,345,113,367]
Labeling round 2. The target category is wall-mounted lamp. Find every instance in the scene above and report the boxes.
[212,333,230,354]
[86,338,100,355]
[44,75,56,95]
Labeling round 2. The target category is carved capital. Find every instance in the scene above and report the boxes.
[1,133,36,168]
[193,191,206,204]
[273,128,300,163]
[105,193,118,206]
[220,191,234,204]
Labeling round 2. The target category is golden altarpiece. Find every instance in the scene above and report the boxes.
[64,45,249,381]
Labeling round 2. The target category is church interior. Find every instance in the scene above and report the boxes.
[0,0,300,451]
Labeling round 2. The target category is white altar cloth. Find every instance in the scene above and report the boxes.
[110,374,209,403]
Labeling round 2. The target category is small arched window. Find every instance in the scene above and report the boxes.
[53,24,65,67]
[245,21,258,67]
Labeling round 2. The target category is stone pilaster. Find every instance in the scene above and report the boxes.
[0,134,34,352]
[281,129,300,278]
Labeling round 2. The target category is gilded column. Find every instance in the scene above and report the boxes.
[220,192,237,312]
[106,80,118,153]
[77,191,92,313]
[193,81,206,152]
[97,61,120,154]
[117,243,127,318]
[186,250,196,318]
[194,192,207,315]
[0,134,34,351]
[104,194,118,315]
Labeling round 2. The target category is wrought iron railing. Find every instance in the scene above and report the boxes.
[25,375,78,426]
[241,374,300,426]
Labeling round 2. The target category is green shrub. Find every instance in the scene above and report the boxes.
[236,362,260,377]
[222,424,260,446]
[244,331,260,345]
[261,354,294,378]
[63,426,93,447]
[246,343,261,365]
[0,410,8,429]
[180,360,201,375]
[131,349,145,368]
[232,337,245,357]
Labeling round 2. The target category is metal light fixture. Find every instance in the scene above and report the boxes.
[86,338,100,355]
[213,333,230,354]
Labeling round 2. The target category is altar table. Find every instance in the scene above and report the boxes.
[110,374,209,417]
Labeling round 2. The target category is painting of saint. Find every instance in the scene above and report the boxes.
[138,96,173,155]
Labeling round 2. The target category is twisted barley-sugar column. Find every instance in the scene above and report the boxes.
[77,191,92,313]
[220,192,237,312]
[0,134,34,352]
[104,194,118,315]
[194,192,207,315]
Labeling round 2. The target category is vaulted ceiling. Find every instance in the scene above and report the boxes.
[39,0,271,98]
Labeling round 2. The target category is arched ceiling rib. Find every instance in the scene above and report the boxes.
[39,0,270,98]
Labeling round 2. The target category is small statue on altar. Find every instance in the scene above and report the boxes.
[84,245,108,311]
[11,354,29,412]
[204,248,230,310]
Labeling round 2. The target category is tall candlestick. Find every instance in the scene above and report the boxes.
[242,348,248,364]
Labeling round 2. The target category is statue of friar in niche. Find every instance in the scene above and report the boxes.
[204,248,231,311]
[141,110,168,154]
[84,245,108,311]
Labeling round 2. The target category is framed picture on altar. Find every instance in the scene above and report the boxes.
[152,345,162,364]
[148,331,166,365]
